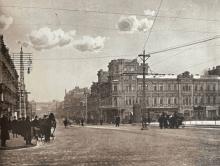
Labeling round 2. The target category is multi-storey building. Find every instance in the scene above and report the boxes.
[88,59,220,123]
[208,66,220,76]
[63,86,90,120]
[0,35,19,117]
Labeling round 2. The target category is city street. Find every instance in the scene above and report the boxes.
[0,124,220,166]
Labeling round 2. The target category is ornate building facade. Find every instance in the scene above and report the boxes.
[88,59,220,123]
[0,35,19,117]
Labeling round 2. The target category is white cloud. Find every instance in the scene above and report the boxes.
[28,27,76,50]
[117,16,153,33]
[0,15,13,32]
[74,36,106,52]
[144,9,156,16]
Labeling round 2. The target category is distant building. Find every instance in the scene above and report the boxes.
[0,35,19,117]
[26,100,37,119]
[208,66,220,76]
[63,86,90,120]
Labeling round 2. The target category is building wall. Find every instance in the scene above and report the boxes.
[89,59,220,123]
[63,87,90,120]
[0,35,19,117]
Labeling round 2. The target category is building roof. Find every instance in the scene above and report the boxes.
[137,74,220,80]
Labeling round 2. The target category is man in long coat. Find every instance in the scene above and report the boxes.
[0,114,10,147]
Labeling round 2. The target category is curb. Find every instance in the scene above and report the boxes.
[0,144,37,150]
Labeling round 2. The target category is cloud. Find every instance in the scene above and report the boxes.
[144,9,156,16]
[74,36,106,52]
[28,27,76,50]
[117,16,153,33]
[0,15,13,32]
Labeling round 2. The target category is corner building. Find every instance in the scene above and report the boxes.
[89,59,220,123]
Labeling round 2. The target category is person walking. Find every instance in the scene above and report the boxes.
[63,118,68,128]
[31,116,40,140]
[24,116,32,145]
[11,116,18,138]
[0,114,10,147]
[115,116,120,127]
[81,118,84,126]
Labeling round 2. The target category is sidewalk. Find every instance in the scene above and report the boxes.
[71,122,220,131]
[0,133,37,150]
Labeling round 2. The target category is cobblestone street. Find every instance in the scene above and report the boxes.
[0,124,219,166]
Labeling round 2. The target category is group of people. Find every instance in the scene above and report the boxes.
[0,113,56,147]
[158,112,184,129]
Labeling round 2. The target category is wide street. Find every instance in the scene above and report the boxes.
[0,124,220,166]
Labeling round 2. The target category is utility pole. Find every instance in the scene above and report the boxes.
[12,47,32,118]
[85,92,88,123]
[138,50,150,124]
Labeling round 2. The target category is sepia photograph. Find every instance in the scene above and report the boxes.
[0,0,220,165]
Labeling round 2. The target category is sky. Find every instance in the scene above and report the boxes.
[0,0,220,102]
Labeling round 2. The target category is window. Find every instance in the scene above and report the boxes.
[154,85,157,91]
[207,96,210,104]
[174,98,177,105]
[189,98,191,105]
[138,84,142,90]
[160,98,163,105]
[213,96,216,104]
[186,98,188,105]
[213,85,216,91]
[195,85,197,91]
[168,98,171,105]
[129,84,132,92]
[200,97,204,104]
[183,98,185,105]
[154,98,157,105]
[160,85,163,91]
[113,97,117,106]
[195,98,198,104]
[200,85,203,91]
[146,98,149,105]
[168,84,171,91]
[113,85,117,92]
[174,84,177,91]
[129,98,132,105]
[207,85,210,91]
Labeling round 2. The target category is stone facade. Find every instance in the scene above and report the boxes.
[0,35,19,117]
[63,86,90,120]
[88,59,220,123]
[208,66,220,76]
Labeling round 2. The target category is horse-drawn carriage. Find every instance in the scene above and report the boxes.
[32,113,56,142]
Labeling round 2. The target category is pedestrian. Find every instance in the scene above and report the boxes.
[81,118,84,126]
[43,115,51,142]
[63,118,68,128]
[0,114,10,147]
[11,116,18,138]
[100,119,103,125]
[115,116,120,127]
[142,117,147,128]
[24,116,32,145]
[31,116,40,140]
[158,113,165,129]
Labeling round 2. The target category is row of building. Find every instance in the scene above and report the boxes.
[0,35,34,118]
[0,35,19,117]
[64,60,220,123]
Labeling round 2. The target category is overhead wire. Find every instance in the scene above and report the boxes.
[1,4,220,22]
[143,0,163,51]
